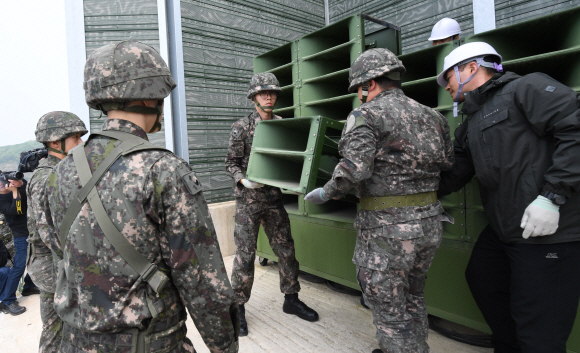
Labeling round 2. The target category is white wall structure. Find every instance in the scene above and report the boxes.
[473,0,496,34]
[64,0,89,132]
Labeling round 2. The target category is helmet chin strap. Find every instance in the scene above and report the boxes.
[253,98,277,113]
[361,82,369,103]
[102,100,164,133]
[48,139,67,156]
[452,64,479,117]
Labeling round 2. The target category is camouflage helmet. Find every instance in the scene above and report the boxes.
[247,73,282,99]
[348,48,406,93]
[35,111,88,144]
[83,40,176,111]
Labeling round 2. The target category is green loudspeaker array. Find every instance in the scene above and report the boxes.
[246,116,344,194]
[253,14,401,121]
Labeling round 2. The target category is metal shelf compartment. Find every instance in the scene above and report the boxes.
[295,15,366,119]
[253,41,299,119]
[246,116,344,194]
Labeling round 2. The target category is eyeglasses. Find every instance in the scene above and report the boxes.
[258,91,277,99]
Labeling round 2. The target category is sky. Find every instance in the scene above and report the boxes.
[0,0,69,147]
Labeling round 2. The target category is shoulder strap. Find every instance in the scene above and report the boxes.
[59,130,170,294]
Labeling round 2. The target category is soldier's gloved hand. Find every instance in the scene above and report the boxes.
[304,188,329,204]
[520,196,560,239]
[240,179,264,189]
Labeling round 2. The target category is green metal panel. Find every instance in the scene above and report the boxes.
[424,245,490,333]
[297,15,369,120]
[257,212,358,289]
[246,116,344,194]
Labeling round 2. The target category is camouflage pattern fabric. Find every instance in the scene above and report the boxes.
[225,111,283,203]
[42,119,238,353]
[60,320,190,353]
[39,291,62,353]
[83,41,176,111]
[231,199,300,305]
[225,111,300,304]
[348,48,406,93]
[27,154,62,353]
[0,213,14,261]
[321,86,454,352]
[35,112,88,144]
[323,88,454,229]
[246,73,282,99]
[357,215,445,353]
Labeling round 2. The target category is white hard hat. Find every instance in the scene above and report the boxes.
[437,42,502,87]
[429,18,461,41]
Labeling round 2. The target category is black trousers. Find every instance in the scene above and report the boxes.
[466,225,580,353]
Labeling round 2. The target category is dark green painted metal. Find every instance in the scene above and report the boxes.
[424,246,490,333]
[256,210,358,289]
[246,116,344,194]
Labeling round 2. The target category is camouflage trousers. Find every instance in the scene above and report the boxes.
[231,199,300,305]
[356,215,444,353]
[39,291,63,353]
[28,253,61,353]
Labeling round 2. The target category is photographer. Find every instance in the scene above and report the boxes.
[0,171,38,315]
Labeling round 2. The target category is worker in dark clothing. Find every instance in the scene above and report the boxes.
[437,41,580,353]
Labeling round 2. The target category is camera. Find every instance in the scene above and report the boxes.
[18,148,48,174]
[0,171,24,186]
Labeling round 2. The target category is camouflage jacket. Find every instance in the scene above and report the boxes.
[225,111,282,203]
[322,88,454,229]
[27,155,60,257]
[43,119,238,352]
[0,213,14,261]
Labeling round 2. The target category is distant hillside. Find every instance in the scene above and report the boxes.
[0,140,43,172]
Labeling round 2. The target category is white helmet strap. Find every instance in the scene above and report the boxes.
[452,56,501,117]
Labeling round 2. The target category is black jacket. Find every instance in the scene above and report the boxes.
[439,72,580,244]
[0,180,28,238]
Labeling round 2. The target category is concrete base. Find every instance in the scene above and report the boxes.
[208,200,236,257]
[1,255,492,353]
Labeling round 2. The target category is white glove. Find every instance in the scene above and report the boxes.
[520,196,560,239]
[304,187,329,204]
[241,179,264,189]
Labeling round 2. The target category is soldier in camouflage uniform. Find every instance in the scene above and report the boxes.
[0,213,14,296]
[225,72,319,336]
[0,213,14,261]
[41,40,238,353]
[27,111,88,353]
[305,48,454,353]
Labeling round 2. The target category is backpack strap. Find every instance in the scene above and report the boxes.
[59,130,170,295]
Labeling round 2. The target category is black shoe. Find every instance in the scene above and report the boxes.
[372,350,383,353]
[21,286,40,296]
[0,301,26,316]
[239,304,248,337]
[283,294,319,322]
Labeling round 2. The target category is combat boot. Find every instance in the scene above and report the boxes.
[239,304,248,336]
[282,293,319,322]
[0,301,26,316]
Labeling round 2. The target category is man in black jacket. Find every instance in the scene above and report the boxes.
[0,176,38,315]
[437,42,580,353]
